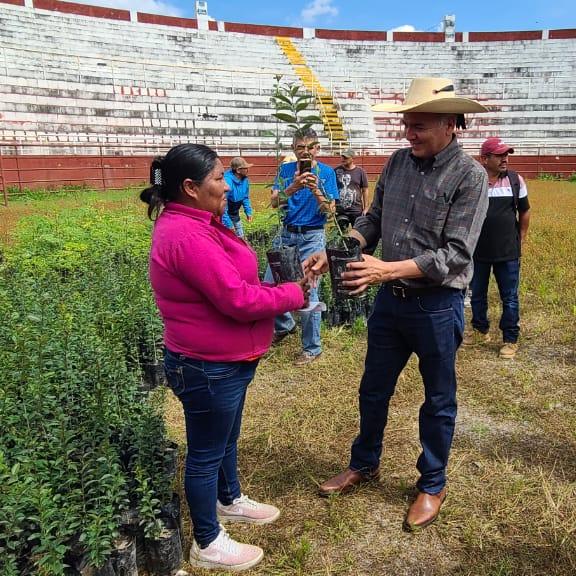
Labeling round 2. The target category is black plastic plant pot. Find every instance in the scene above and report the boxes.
[266,245,304,284]
[119,506,141,531]
[111,536,138,576]
[145,527,183,575]
[326,237,363,300]
[163,441,179,482]
[142,361,167,391]
[160,492,182,534]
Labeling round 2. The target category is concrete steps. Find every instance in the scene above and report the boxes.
[275,37,348,144]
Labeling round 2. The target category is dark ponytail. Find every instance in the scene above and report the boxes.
[140,157,165,219]
[140,144,219,220]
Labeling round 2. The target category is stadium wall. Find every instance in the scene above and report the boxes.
[1,0,576,194]
[2,0,574,41]
[2,153,574,195]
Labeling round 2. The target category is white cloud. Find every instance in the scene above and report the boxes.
[389,24,416,32]
[61,0,183,17]
[300,0,339,25]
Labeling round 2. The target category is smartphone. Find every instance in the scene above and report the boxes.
[299,159,312,174]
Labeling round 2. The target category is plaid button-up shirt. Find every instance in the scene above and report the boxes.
[355,137,488,289]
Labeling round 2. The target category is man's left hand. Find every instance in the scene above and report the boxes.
[341,254,397,295]
[247,215,253,223]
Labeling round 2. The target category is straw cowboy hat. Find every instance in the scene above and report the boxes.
[372,77,488,114]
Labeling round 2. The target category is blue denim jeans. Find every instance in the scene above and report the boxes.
[163,348,259,548]
[229,213,244,238]
[349,286,464,494]
[470,259,520,343]
[264,228,325,357]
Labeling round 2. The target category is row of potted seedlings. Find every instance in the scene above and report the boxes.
[0,209,183,575]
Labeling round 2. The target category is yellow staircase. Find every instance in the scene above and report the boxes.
[276,37,348,145]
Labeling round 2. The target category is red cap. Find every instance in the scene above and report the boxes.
[481,137,514,156]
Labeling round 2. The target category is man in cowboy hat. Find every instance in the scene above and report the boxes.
[222,156,254,238]
[306,77,489,530]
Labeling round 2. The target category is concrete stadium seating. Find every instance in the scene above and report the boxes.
[295,38,576,153]
[0,1,575,156]
[0,4,301,151]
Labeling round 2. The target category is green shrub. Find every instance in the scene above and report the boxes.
[0,208,170,574]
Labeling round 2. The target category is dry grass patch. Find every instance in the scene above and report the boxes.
[3,179,574,574]
[162,181,576,575]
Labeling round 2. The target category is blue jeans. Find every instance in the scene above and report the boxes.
[470,259,520,343]
[264,228,325,357]
[228,213,244,238]
[163,349,259,548]
[349,286,464,494]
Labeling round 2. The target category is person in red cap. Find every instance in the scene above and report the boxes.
[464,137,531,359]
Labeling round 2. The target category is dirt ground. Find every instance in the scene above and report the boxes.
[163,181,576,576]
[3,180,575,575]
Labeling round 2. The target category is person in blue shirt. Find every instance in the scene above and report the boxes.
[222,157,254,238]
[265,128,339,366]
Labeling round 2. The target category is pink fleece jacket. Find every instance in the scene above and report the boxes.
[149,202,304,362]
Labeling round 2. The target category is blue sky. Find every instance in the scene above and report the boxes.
[64,1,574,32]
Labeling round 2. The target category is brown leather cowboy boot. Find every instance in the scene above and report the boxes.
[318,468,380,497]
[404,488,447,531]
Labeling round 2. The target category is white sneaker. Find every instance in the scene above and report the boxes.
[189,526,263,572]
[217,494,281,524]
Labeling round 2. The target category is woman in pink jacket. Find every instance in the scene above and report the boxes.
[141,144,306,572]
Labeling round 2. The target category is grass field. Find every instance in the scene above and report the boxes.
[2,181,575,575]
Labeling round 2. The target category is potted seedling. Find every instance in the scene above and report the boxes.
[325,227,363,300]
[265,77,321,283]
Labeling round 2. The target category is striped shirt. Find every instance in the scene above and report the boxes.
[474,172,530,262]
[354,137,488,289]
[274,161,339,228]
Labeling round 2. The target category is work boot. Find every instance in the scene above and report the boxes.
[462,329,491,346]
[499,342,519,359]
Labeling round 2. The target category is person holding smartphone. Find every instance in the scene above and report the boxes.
[265,128,339,366]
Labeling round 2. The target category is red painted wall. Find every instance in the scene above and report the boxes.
[2,155,152,191]
[549,29,576,40]
[0,0,567,42]
[3,155,576,193]
[393,32,445,42]
[315,29,387,41]
[33,0,130,20]
[137,13,198,29]
[224,22,302,38]
[469,31,542,42]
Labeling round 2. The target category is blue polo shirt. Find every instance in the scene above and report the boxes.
[274,161,339,228]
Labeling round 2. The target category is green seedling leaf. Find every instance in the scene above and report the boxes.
[273,113,298,123]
